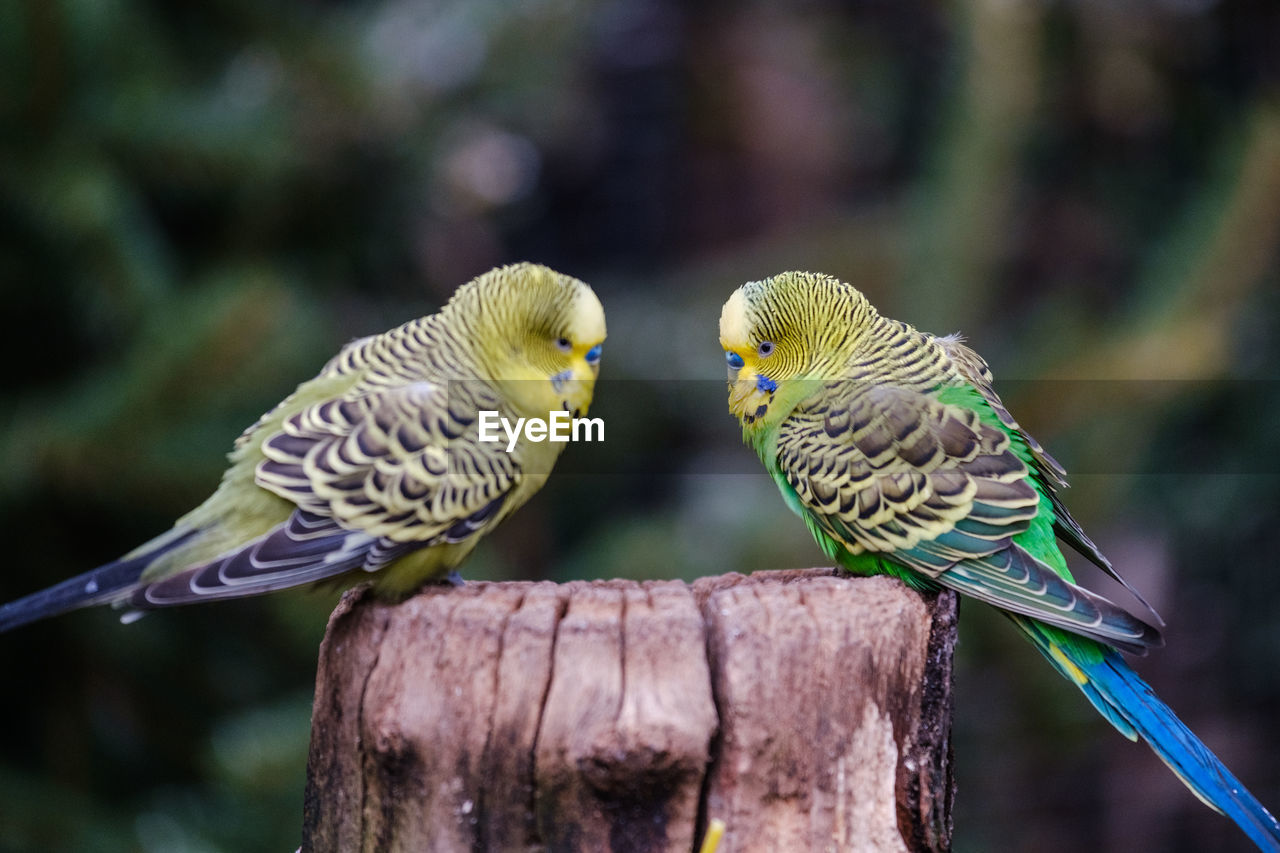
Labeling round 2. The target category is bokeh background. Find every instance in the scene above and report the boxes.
[2,0,1279,850]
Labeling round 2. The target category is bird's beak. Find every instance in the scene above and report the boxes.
[556,364,597,418]
[727,368,774,422]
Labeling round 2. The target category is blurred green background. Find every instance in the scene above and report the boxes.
[2,0,1278,850]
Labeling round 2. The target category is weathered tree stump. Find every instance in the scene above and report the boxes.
[301,569,956,853]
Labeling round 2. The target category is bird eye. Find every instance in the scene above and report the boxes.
[757,341,775,357]
[725,351,744,370]
[585,344,602,365]
[556,337,572,353]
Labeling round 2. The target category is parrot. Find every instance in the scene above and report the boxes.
[719,270,1280,851]
[0,262,606,632]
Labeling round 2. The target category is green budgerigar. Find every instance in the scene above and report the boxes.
[0,262,606,632]
[720,271,1280,851]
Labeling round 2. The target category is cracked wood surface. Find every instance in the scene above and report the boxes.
[301,569,956,853]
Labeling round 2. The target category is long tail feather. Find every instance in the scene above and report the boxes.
[0,529,199,632]
[1013,615,1280,852]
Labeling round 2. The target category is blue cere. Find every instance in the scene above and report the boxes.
[586,344,602,365]
[725,351,744,370]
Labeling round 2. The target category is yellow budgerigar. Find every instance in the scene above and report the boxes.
[0,263,606,631]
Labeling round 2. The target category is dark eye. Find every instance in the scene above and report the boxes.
[757,341,775,357]
[585,344,602,365]
[725,351,744,370]
[556,337,572,353]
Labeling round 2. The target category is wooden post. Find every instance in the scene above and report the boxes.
[301,569,956,853]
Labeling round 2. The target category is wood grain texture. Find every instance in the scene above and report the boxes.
[301,570,955,853]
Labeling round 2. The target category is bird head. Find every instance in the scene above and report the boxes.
[461,263,606,419]
[719,271,874,427]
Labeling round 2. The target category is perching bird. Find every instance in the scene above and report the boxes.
[719,271,1280,851]
[0,262,605,632]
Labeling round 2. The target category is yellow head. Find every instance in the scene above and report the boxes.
[719,271,874,426]
[451,262,607,418]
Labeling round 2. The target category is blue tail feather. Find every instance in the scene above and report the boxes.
[0,529,198,633]
[1085,653,1280,851]
[1015,616,1280,852]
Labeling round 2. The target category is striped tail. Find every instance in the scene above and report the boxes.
[1013,615,1280,852]
[0,530,197,633]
